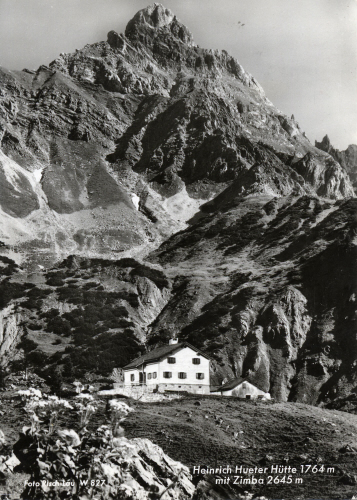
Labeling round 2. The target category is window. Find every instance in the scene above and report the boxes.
[178,372,187,379]
[148,373,152,380]
[130,374,134,382]
[192,358,201,365]
[167,357,176,364]
[153,372,157,379]
[163,372,172,378]
[196,373,204,380]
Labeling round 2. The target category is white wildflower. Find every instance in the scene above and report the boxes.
[0,430,6,447]
[17,390,31,397]
[37,400,49,408]
[30,388,42,398]
[48,395,59,401]
[75,393,94,400]
[109,400,134,414]
[59,399,73,409]
[17,387,42,399]
[73,381,84,394]
[57,429,81,447]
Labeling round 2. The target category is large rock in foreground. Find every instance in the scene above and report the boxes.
[103,436,196,499]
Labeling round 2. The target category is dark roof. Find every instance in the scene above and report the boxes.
[213,377,267,393]
[123,342,210,370]
[220,377,246,391]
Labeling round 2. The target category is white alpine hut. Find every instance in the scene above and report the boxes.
[123,339,211,394]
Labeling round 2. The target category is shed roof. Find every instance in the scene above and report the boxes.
[123,342,210,370]
[216,377,267,393]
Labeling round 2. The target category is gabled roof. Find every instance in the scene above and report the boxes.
[220,377,246,391]
[123,342,210,370]
[215,377,267,393]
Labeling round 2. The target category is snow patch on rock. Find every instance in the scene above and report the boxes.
[32,168,43,184]
[131,193,140,210]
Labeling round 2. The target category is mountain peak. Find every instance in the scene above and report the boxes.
[315,135,357,192]
[125,3,195,46]
[315,134,331,151]
[127,4,175,29]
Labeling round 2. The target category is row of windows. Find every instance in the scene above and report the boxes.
[163,372,205,379]
[130,372,205,381]
[131,373,158,381]
[167,357,201,364]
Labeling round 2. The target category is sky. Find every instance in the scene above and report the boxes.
[0,0,356,149]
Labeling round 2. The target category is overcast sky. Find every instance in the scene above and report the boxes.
[0,0,356,149]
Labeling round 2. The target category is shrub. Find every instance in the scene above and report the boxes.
[47,316,72,336]
[82,281,98,290]
[26,351,47,367]
[0,280,26,308]
[41,308,59,319]
[13,390,134,500]
[18,337,37,352]
[46,276,65,287]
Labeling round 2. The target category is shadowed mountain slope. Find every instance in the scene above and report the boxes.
[148,195,357,405]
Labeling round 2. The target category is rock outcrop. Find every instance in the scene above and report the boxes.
[0,305,24,366]
[96,436,196,499]
[316,134,357,193]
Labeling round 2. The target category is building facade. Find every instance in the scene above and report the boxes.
[211,377,271,399]
[122,340,210,395]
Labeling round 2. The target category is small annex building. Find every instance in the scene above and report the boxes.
[122,339,210,395]
[211,377,271,400]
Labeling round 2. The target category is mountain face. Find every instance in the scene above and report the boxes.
[316,134,357,193]
[0,3,353,267]
[147,195,357,404]
[0,4,356,407]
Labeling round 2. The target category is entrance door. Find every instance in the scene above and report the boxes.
[139,372,146,384]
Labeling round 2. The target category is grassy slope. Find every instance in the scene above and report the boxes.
[0,256,171,377]
[1,389,357,499]
[123,396,357,500]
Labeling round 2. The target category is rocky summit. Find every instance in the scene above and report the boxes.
[316,134,357,193]
[0,4,356,410]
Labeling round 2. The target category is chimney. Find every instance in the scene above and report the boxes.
[169,338,178,345]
